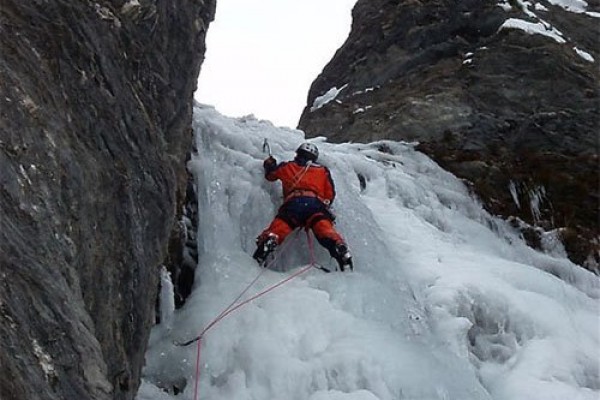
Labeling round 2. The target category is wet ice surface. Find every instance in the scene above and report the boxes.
[138,105,599,400]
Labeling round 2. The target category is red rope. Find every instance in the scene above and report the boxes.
[191,230,300,345]
[192,266,268,400]
[201,264,314,342]
[305,229,317,266]
[193,339,202,400]
[191,231,316,400]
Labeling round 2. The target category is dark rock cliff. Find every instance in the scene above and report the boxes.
[0,1,215,399]
[299,0,599,270]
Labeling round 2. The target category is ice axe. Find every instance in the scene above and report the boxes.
[262,138,271,156]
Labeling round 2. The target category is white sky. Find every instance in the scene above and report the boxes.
[194,0,356,129]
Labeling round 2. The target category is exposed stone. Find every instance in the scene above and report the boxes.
[299,0,599,270]
[0,1,216,399]
[161,172,199,310]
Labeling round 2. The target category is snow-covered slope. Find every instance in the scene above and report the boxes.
[138,105,599,400]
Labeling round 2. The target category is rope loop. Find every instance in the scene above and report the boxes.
[190,231,319,400]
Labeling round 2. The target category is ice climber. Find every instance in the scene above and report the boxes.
[253,142,353,271]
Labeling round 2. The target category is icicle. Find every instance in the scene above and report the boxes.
[159,266,175,330]
[508,180,521,209]
[528,184,546,224]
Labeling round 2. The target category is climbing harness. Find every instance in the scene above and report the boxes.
[287,160,312,194]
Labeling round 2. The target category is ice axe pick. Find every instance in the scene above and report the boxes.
[262,138,271,156]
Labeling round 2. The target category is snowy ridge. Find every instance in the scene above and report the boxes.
[497,0,596,62]
[138,105,599,400]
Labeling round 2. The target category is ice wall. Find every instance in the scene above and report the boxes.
[138,105,599,400]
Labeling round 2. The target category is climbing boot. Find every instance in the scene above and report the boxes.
[253,233,278,266]
[334,243,353,271]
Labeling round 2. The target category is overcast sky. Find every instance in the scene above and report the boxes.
[194,0,356,129]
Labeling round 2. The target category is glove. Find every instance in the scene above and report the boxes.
[263,156,276,168]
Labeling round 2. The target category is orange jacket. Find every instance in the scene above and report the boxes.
[265,159,336,204]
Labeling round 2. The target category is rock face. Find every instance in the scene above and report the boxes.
[299,0,599,270]
[0,1,215,399]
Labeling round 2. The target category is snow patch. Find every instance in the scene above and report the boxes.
[32,339,57,382]
[311,84,348,112]
[547,0,588,13]
[574,47,595,62]
[500,18,566,43]
[497,1,513,12]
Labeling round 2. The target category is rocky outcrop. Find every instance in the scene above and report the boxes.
[0,1,215,399]
[299,0,599,270]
